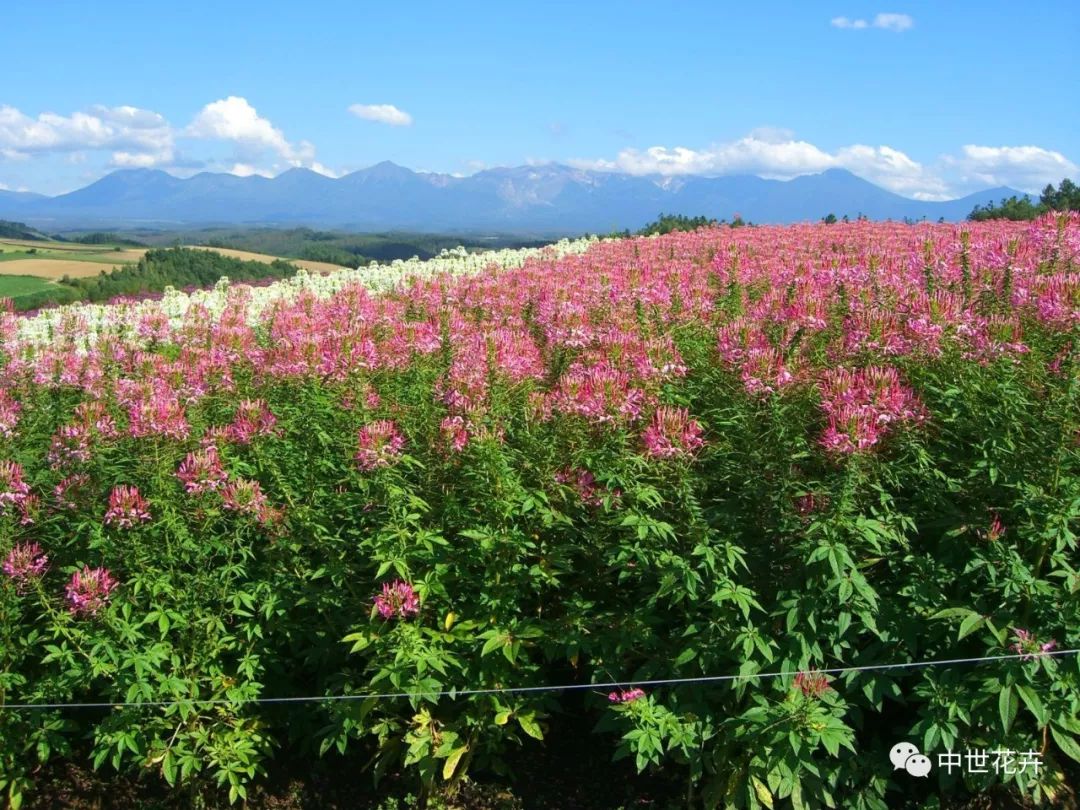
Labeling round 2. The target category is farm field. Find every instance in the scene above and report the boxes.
[0,237,354,310]
[184,244,348,273]
[0,274,54,298]
[1,218,1079,809]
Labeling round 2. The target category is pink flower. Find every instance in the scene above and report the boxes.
[0,390,21,439]
[356,420,405,471]
[47,425,92,468]
[104,485,152,528]
[555,467,618,508]
[793,671,830,698]
[607,687,645,704]
[65,566,119,616]
[440,415,470,453]
[176,447,228,494]
[54,474,90,510]
[3,541,48,586]
[642,406,705,459]
[126,389,190,441]
[817,367,926,455]
[0,461,31,513]
[983,513,1006,542]
[228,399,278,444]
[373,579,420,620]
[1011,627,1058,661]
[220,478,268,516]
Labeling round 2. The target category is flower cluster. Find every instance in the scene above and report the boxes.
[356,420,406,471]
[641,406,705,459]
[0,460,31,516]
[228,399,278,444]
[793,671,831,699]
[1011,628,1057,661]
[2,541,48,587]
[65,566,119,616]
[818,366,927,454]
[0,390,21,439]
[220,478,281,526]
[176,447,228,494]
[555,467,620,508]
[608,687,646,704]
[373,579,420,620]
[103,485,152,528]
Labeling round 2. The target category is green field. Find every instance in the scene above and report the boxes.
[0,274,57,299]
[0,239,143,264]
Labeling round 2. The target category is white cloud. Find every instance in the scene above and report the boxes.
[348,103,413,127]
[571,131,1074,199]
[872,13,914,31]
[228,163,275,178]
[0,103,174,166]
[832,12,913,31]
[831,16,868,29]
[944,145,1077,192]
[187,96,315,167]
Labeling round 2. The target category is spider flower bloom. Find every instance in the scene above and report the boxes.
[176,447,228,494]
[104,485,152,528]
[984,513,1006,542]
[793,671,830,699]
[0,461,31,512]
[54,474,90,510]
[642,406,705,459]
[373,579,419,620]
[0,391,21,439]
[1011,628,1057,661]
[555,467,617,508]
[3,541,48,585]
[220,478,269,516]
[47,425,92,468]
[228,399,278,444]
[65,566,118,616]
[356,420,405,471]
[439,416,470,453]
[608,688,646,704]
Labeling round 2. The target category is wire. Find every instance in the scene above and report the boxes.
[3,648,1077,711]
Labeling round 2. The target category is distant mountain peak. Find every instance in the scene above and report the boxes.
[0,163,1032,233]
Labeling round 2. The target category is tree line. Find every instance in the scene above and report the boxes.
[12,248,300,311]
[968,178,1079,221]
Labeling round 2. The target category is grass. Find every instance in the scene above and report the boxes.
[0,239,145,264]
[0,274,57,299]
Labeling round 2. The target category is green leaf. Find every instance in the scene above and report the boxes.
[751,775,774,809]
[162,751,177,786]
[493,710,512,726]
[1051,727,1080,764]
[957,612,985,640]
[998,685,1018,733]
[673,648,697,667]
[442,745,468,780]
[1016,684,1048,727]
[517,713,544,740]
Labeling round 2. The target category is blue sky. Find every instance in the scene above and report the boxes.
[1,0,1077,198]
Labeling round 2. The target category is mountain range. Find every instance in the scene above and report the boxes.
[0,164,1027,234]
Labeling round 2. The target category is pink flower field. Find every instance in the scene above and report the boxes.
[1,215,1079,808]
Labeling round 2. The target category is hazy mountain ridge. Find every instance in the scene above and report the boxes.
[0,163,1029,233]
